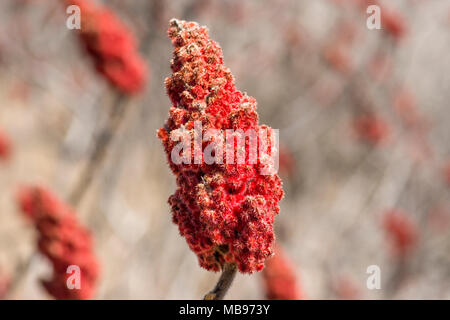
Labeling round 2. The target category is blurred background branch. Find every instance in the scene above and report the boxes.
[0,0,448,299]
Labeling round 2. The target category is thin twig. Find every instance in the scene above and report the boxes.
[68,93,129,207]
[3,253,38,299]
[204,263,237,300]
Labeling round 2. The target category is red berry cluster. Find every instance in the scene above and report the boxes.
[65,0,147,94]
[0,129,12,161]
[158,19,283,273]
[18,186,99,300]
[0,269,10,300]
[383,209,418,257]
[343,1,408,41]
[262,245,303,300]
[381,6,408,41]
[353,114,390,145]
[333,277,361,300]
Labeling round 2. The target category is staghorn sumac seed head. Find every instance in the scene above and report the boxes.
[65,0,147,94]
[381,6,408,41]
[0,269,10,300]
[17,186,99,300]
[262,244,303,300]
[353,114,391,145]
[158,19,283,273]
[383,209,418,258]
[0,129,12,161]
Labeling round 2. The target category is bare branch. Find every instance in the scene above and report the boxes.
[204,263,237,300]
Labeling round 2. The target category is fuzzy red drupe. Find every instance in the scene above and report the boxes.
[18,186,99,300]
[65,0,147,94]
[158,19,284,273]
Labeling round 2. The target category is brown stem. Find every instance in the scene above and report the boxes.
[68,94,129,207]
[204,263,237,300]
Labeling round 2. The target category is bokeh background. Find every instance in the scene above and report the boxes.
[0,0,449,299]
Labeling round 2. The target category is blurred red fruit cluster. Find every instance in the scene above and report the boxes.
[337,0,408,41]
[381,6,408,41]
[393,89,422,129]
[383,209,418,258]
[323,22,358,74]
[333,276,361,300]
[262,245,303,300]
[18,186,99,300]
[0,269,10,299]
[324,43,352,74]
[0,129,12,161]
[65,0,147,94]
[353,114,391,145]
[278,145,296,178]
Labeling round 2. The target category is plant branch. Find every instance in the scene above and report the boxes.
[204,263,237,300]
[68,94,129,207]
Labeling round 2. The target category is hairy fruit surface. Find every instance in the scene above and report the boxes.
[65,0,147,94]
[158,19,283,273]
[18,186,99,300]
